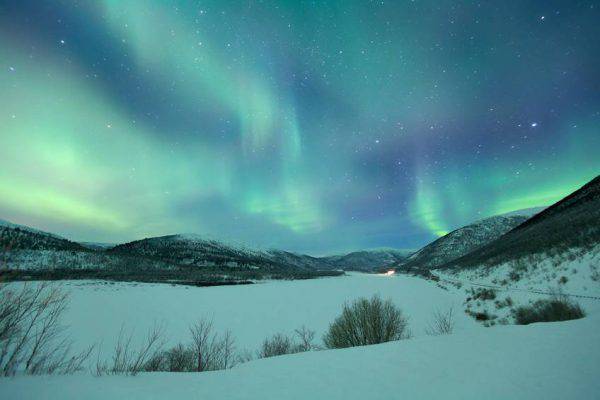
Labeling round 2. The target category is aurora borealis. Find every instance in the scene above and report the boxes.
[0,1,599,254]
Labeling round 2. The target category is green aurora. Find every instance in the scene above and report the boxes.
[0,1,598,253]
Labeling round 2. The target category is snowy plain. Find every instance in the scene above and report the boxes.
[23,273,478,353]
[1,272,599,399]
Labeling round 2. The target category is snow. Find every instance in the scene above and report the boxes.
[2,312,599,399]
[438,248,600,296]
[2,273,599,399]
[13,273,476,354]
[433,245,600,322]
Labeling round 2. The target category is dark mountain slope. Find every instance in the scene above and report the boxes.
[109,234,287,271]
[446,175,600,269]
[0,220,85,252]
[324,249,413,272]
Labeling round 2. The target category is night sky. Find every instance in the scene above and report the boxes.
[1,1,599,254]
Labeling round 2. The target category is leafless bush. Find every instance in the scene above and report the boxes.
[258,326,317,359]
[95,323,165,376]
[323,295,410,349]
[425,307,455,336]
[259,333,294,358]
[294,326,316,352]
[0,283,93,376]
[164,343,194,372]
[135,319,236,373]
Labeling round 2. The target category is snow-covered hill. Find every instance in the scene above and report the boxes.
[323,248,413,272]
[0,219,84,252]
[427,176,600,325]
[1,218,414,274]
[396,213,533,272]
[109,234,285,270]
[110,235,413,272]
[446,175,600,270]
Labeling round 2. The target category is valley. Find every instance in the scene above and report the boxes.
[1,271,599,399]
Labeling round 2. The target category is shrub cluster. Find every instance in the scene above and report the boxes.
[94,320,236,375]
[471,288,497,301]
[259,326,316,358]
[514,295,585,325]
[323,295,410,349]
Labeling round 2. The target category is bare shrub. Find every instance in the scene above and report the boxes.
[323,295,409,349]
[259,333,294,358]
[138,319,235,373]
[474,311,491,321]
[514,294,585,325]
[164,343,194,372]
[0,283,93,376]
[294,326,316,352]
[95,323,165,376]
[143,349,167,372]
[257,325,317,359]
[425,307,455,336]
[471,288,496,301]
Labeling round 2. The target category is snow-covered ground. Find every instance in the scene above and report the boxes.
[437,246,600,295]
[434,246,600,323]
[2,272,599,399]
[16,273,476,353]
[3,311,600,399]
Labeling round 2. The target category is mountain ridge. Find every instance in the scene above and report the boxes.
[444,175,600,270]
[0,219,412,278]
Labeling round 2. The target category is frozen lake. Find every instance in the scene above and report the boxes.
[45,273,478,353]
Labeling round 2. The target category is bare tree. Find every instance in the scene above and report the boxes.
[425,307,455,336]
[0,282,93,376]
[189,319,235,372]
[189,319,215,372]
